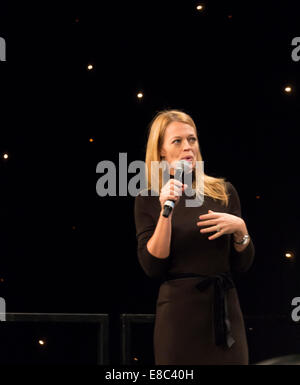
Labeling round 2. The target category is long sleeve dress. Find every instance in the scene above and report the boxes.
[134,179,255,365]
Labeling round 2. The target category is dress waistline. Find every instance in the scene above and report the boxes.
[164,271,235,349]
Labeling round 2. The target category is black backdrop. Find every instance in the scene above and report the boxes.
[0,0,299,364]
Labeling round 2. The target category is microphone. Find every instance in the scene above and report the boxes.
[162,160,191,218]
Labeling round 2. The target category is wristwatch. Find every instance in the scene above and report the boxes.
[233,234,250,245]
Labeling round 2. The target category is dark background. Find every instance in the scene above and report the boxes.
[0,0,299,364]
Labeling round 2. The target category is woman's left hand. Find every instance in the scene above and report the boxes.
[197,209,244,240]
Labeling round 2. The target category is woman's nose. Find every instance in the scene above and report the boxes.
[183,139,192,149]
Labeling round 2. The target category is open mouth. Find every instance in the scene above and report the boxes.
[181,156,193,162]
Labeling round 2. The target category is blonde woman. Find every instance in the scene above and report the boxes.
[134,109,255,365]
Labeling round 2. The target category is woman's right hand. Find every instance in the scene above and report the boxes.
[159,179,187,212]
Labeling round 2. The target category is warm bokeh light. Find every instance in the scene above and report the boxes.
[196,4,205,11]
[256,195,260,199]
[38,340,45,346]
[285,251,295,259]
[89,138,94,142]
[137,92,143,99]
[284,86,292,93]
[3,153,8,159]
[87,64,93,71]
[133,357,139,361]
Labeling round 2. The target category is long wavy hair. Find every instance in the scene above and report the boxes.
[144,109,229,207]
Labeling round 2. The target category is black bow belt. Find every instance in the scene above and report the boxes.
[164,272,235,348]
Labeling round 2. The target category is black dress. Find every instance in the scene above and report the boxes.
[134,180,255,365]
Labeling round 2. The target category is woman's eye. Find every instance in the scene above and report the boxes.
[173,137,196,144]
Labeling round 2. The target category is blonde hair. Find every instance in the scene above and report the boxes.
[144,109,229,207]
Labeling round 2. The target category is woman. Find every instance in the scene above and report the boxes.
[134,109,255,365]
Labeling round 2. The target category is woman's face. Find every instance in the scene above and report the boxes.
[160,121,198,173]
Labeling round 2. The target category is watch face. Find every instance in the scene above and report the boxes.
[234,235,249,244]
[243,235,250,244]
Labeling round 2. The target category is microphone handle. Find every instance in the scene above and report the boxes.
[162,199,175,218]
[162,167,184,218]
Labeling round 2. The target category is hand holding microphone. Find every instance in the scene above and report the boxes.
[160,160,191,218]
[159,179,187,217]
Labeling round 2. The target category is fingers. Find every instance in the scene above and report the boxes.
[162,193,180,202]
[161,180,187,197]
[172,179,186,187]
[161,183,180,194]
[199,225,223,240]
[199,213,219,220]
[161,185,181,199]
[208,232,222,240]
[167,179,187,190]
[199,226,219,234]
[197,219,220,227]
[160,180,187,209]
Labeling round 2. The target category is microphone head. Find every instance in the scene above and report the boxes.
[175,159,192,174]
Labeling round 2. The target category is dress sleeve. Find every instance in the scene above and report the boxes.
[226,182,255,273]
[134,193,172,280]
